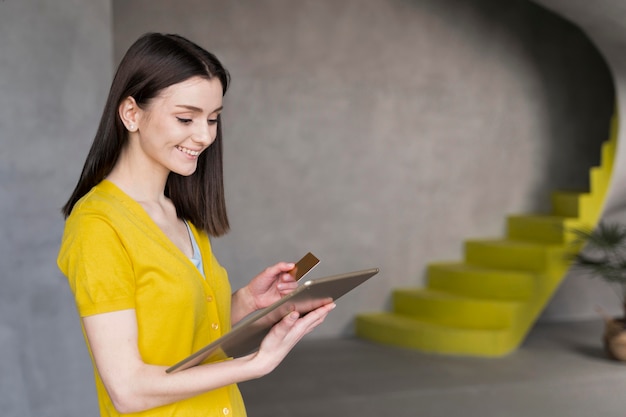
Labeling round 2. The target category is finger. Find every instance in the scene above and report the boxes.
[292,303,335,331]
[276,269,298,293]
[271,303,335,344]
[254,311,301,373]
[274,262,297,274]
[276,280,298,294]
[259,304,333,367]
[300,312,329,332]
[280,271,297,283]
[259,262,296,281]
[271,310,300,338]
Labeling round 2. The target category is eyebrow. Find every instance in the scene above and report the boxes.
[175,104,224,113]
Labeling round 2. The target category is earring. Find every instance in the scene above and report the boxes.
[129,124,136,132]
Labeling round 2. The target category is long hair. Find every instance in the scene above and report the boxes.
[62,33,230,236]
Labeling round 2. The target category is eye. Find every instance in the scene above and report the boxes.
[176,117,192,124]
[208,118,218,125]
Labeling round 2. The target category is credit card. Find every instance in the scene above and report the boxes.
[289,252,320,281]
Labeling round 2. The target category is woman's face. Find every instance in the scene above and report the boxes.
[132,76,224,177]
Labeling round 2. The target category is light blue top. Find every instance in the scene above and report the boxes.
[185,221,205,278]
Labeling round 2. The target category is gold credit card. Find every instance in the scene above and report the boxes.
[289,252,320,281]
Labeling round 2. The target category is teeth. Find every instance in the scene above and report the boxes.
[177,146,200,156]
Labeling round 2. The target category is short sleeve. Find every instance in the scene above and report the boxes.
[58,214,136,317]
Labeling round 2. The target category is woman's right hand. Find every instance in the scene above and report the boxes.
[249,302,336,376]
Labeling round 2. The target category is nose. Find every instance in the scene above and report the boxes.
[192,122,216,147]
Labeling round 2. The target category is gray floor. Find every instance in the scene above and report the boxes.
[240,319,625,417]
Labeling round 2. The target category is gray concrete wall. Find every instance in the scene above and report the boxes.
[113,0,614,335]
[0,1,111,415]
[534,1,626,321]
[0,0,616,414]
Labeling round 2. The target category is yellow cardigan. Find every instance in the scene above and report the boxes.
[57,180,246,417]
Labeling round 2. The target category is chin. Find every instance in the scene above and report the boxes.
[171,165,199,177]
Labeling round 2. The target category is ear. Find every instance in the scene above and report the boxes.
[118,96,140,132]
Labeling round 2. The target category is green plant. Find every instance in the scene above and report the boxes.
[570,222,626,315]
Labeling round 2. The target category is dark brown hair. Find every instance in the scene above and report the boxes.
[62,33,230,236]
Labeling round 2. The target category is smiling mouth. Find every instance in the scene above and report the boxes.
[176,145,201,157]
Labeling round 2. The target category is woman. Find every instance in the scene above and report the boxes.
[57,32,334,416]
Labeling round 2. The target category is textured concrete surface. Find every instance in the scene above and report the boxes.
[0,0,620,415]
[531,1,626,220]
[0,1,111,415]
[532,0,626,320]
[113,0,614,336]
[0,326,30,417]
[240,319,626,417]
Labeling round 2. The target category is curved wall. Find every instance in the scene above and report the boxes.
[0,0,616,414]
[112,0,614,335]
[532,0,626,320]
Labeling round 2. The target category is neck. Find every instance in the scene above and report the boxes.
[107,147,170,204]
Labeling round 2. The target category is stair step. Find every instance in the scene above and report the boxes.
[354,312,513,356]
[507,215,582,244]
[590,166,610,196]
[464,239,572,274]
[606,114,618,158]
[551,191,582,217]
[578,192,603,224]
[392,289,521,329]
[427,262,535,300]
[601,139,615,170]
[353,132,613,357]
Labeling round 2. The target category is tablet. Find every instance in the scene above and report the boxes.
[166,267,379,373]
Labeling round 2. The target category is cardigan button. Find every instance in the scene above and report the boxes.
[206,295,213,302]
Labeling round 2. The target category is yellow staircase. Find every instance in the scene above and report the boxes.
[356,118,617,357]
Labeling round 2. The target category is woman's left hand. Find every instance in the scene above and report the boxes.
[231,262,298,324]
